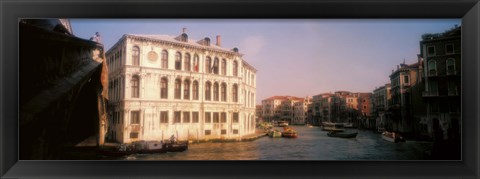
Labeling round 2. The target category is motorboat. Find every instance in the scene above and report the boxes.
[99,140,166,157]
[267,129,282,138]
[281,127,298,138]
[276,121,289,127]
[381,131,406,143]
[321,122,345,132]
[327,131,358,138]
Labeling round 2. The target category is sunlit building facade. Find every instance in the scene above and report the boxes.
[106,30,257,143]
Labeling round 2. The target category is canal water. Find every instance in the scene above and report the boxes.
[120,126,433,160]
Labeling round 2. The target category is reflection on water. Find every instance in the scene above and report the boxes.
[122,126,433,160]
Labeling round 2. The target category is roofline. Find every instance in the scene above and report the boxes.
[125,34,241,57]
[242,60,258,72]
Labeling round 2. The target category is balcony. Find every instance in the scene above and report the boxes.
[427,71,437,77]
[422,91,439,97]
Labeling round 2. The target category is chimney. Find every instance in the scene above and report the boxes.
[216,35,221,46]
[182,28,187,33]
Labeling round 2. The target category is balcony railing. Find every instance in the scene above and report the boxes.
[422,91,439,97]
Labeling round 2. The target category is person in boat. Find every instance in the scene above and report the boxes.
[170,135,177,143]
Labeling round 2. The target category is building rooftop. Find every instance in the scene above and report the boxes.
[126,34,239,55]
[264,95,304,101]
[421,25,461,41]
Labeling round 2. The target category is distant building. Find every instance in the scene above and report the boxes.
[309,91,371,126]
[373,83,391,130]
[357,92,374,129]
[255,105,263,121]
[420,25,461,141]
[292,96,312,125]
[106,29,257,143]
[261,96,304,123]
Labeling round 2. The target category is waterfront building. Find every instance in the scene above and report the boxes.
[373,83,391,130]
[261,95,303,123]
[105,29,257,143]
[309,94,323,126]
[309,91,371,125]
[292,96,312,125]
[387,58,425,134]
[357,92,374,129]
[255,105,263,122]
[420,25,461,141]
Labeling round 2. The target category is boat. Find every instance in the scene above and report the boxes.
[99,140,166,157]
[377,127,386,133]
[343,123,354,128]
[381,131,406,143]
[327,131,358,138]
[276,121,289,127]
[321,122,345,132]
[306,123,314,128]
[163,140,189,152]
[267,129,282,138]
[281,127,298,138]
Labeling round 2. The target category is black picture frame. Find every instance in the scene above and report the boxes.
[1,0,479,178]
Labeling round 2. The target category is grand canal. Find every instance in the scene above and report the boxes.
[118,126,433,160]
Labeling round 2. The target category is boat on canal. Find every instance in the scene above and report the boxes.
[99,140,166,157]
[321,122,345,132]
[327,131,358,138]
[275,121,289,127]
[381,131,406,143]
[281,127,298,138]
[267,129,282,138]
[163,140,189,152]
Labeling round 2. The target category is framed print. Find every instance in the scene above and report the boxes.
[1,0,479,178]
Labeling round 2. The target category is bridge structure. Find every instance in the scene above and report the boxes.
[19,19,109,160]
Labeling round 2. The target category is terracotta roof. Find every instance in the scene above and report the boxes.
[264,95,304,101]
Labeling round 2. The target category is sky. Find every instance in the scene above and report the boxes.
[70,19,461,104]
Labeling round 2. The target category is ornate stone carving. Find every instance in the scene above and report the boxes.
[147,51,158,62]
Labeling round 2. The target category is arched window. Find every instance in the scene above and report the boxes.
[232,84,238,102]
[160,77,168,99]
[184,53,191,71]
[193,55,199,72]
[213,57,219,74]
[175,79,181,99]
[205,57,211,73]
[131,75,139,98]
[205,81,211,101]
[221,83,227,102]
[233,61,238,76]
[428,60,437,76]
[161,50,168,69]
[213,82,219,101]
[446,58,455,75]
[221,59,227,75]
[193,81,199,100]
[184,80,190,100]
[175,52,182,70]
[132,46,140,66]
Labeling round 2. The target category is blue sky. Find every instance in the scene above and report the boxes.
[70,19,461,103]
